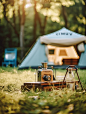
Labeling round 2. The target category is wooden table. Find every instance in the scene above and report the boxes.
[21,80,79,91]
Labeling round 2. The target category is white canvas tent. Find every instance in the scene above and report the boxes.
[19,27,86,69]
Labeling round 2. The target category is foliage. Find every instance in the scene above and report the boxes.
[66,0,86,34]
[0,67,86,113]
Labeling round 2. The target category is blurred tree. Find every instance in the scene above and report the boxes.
[66,0,85,35]
[30,0,51,37]
[0,24,8,66]
[36,0,75,30]
[1,0,19,37]
[33,0,37,43]
[0,0,85,66]
[0,0,26,59]
[61,5,68,28]
[83,0,86,35]
[20,0,26,59]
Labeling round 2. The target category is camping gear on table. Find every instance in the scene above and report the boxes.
[21,63,83,91]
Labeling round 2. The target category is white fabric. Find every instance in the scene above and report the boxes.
[40,27,86,47]
[40,36,86,47]
[77,43,85,52]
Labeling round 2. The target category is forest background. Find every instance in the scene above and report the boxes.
[0,0,86,66]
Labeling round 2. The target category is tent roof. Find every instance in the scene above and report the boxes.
[40,27,86,46]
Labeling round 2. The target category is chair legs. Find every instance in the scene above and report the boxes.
[2,62,17,67]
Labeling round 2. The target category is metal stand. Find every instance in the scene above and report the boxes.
[63,65,83,90]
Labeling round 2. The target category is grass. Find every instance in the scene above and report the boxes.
[0,66,86,114]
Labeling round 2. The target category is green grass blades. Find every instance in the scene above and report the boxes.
[0,67,86,114]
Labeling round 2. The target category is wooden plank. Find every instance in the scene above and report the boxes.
[24,82,41,86]
[43,85,66,90]
[21,80,79,91]
[41,81,66,85]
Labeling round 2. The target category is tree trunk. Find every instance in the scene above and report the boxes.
[20,25,24,59]
[20,0,26,59]
[84,0,86,35]
[62,5,68,28]
[33,0,47,38]
[33,0,37,42]
[36,10,47,35]
[42,16,47,35]
[18,0,21,29]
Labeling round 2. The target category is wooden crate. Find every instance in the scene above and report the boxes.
[62,59,79,65]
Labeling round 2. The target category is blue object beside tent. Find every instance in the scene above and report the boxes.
[2,48,17,67]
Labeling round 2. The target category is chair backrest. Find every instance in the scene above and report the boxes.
[4,48,17,62]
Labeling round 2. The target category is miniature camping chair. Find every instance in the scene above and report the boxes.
[2,48,17,67]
